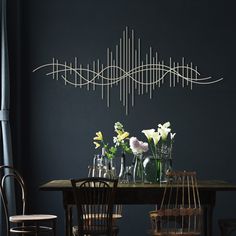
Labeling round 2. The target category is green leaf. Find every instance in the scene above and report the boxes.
[109,146,117,154]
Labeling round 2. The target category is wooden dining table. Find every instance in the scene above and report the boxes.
[40,179,236,236]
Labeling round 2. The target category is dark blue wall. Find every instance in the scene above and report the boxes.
[8,0,236,235]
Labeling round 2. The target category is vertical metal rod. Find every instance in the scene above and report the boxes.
[64,62,67,85]
[182,57,185,87]
[119,39,122,101]
[74,57,77,87]
[116,45,118,85]
[101,64,104,99]
[169,57,172,87]
[110,51,113,88]
[128,38,131,94]
[93,61,96,90]
[138,38,141,94]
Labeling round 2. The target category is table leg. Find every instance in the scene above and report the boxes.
[64,204,69,236]
[65,205,73,236]
[203,205,214,236]
[63,192,73,236]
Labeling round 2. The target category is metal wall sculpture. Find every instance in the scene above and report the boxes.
[34,27,223,115]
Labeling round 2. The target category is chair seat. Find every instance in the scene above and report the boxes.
[10,214,57,223]
[148,229,201,236]
[112,214,122,220]
[10,225,54,234]
[83,213,122,220]
[73,225,119,235]
[219,219,236,227]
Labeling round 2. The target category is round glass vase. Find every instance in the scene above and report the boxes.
[143,145,172,183]
[133,153,144,184]
[143,156,161,183]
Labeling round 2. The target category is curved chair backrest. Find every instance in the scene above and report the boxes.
[0,165,26,230]
[71,177,118,236]
[149,171,202,235]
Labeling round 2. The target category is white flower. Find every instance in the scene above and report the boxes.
[163,122,171,128]
[142,129,155,141]
[170,133,176,140]
[114,122,124,133]
[158,122,171,141]
[152,132,161,145]
[129,137,149,154]
[113,136,118,144]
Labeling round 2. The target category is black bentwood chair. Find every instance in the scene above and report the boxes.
[218,219,236,236]
[0,165,57,236]
[71,177,119,236]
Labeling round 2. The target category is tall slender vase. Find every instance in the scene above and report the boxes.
[118,152,126,183]
[133,154,144,183]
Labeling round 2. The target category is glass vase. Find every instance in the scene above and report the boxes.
[157,144,172,183]
[133,154,144,183]
[143,156,161,183]
[118,152,126,183]
[143,144,172,183]
[103,157,116,179]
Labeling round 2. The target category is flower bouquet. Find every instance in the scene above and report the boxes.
[142,122,176,183]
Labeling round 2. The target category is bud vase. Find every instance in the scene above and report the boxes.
[133,154,144,183]
[103,157,116,179]
[118,152,126,183]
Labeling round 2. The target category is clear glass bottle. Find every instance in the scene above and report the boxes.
[91,154,99,177]
[103,155,116,179]
[118,152,126,183]
[133,153,144,183]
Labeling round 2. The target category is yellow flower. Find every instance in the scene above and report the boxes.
[93,142,100,149]
[93,131,103,141]
[115,130,123,135]
[117,132,129,142]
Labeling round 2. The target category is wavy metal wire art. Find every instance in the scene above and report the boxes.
[33,27,223,115]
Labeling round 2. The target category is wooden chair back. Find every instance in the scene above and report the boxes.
[71,177,118,236]
[149,171,202,235]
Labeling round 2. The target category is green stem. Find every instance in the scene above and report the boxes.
[148,140,156,159]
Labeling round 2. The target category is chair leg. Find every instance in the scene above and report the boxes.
[53,219,57,236]
[35,222,39,236]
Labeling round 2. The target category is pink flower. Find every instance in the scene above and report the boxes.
[129,137,149,154]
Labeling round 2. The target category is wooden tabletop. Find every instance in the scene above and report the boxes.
[40,179,236,191]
